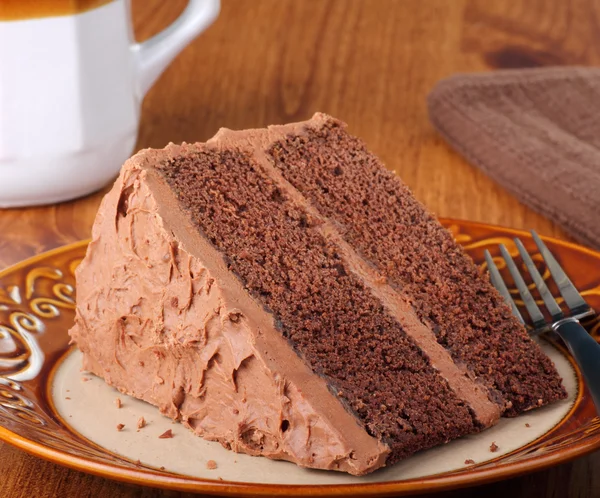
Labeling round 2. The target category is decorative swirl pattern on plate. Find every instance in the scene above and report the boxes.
[0,312,45,381]
[0,255,78,426]
[0,377,45,426]
[0,261,78,379]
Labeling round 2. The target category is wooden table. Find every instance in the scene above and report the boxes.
[2,0,599,496]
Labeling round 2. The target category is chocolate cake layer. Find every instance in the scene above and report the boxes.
[155,145,478,462]
[267,116,567,414]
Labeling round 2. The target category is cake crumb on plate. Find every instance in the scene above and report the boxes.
[206,460,218,470]
[525,423,531,427]
[137,416,146,429]
[115,397,122,409]
[159,429,173,439]
[490,442,499,452]
[464,459,475,465]
[116,424,125,431]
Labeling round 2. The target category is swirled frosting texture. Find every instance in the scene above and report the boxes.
[69,155,389,475]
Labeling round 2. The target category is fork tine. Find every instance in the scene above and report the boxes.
[485,249,524,324]
[531,230,590,314]
[514,238,564,321]
[499,244,547,328]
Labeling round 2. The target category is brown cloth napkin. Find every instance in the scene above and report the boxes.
[427,67,600,249]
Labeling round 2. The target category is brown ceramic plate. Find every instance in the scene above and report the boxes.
[1,219,599,497]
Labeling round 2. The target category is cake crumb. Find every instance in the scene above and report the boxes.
[525,423,531,428]
[116,424,125,431]
[206,460,218,470]
[65,397,71,400]
[160,466,165,471]
[159,429,173,439]
[464,459,475,465]
[81,377,90,382]
[490,442,499,452]
[137,416,146,429]
[115,397,122,409]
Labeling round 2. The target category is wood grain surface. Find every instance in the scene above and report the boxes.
[1,0,599,496]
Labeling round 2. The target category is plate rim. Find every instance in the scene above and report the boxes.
[1,219,599,496]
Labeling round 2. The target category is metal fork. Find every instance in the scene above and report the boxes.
[485,230,600,411]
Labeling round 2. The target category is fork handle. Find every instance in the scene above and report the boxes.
[554,318,600,411]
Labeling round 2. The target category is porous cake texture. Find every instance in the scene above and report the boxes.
[69,113,566,475]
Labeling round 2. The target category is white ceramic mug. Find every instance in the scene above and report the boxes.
[0,0,219,207]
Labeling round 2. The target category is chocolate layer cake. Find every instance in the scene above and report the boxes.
[69,113,566,475]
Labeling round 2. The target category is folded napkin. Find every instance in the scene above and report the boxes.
[427,67,600,249]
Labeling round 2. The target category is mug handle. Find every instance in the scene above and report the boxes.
[131,0,220,98]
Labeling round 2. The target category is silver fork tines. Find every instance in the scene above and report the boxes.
[531,231,590,316]
[514,238,564,322]
[486,231,594,334]
[498,244,546,330]
[485,250,524,325]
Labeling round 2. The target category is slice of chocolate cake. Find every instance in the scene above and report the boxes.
[69,113,566,475]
